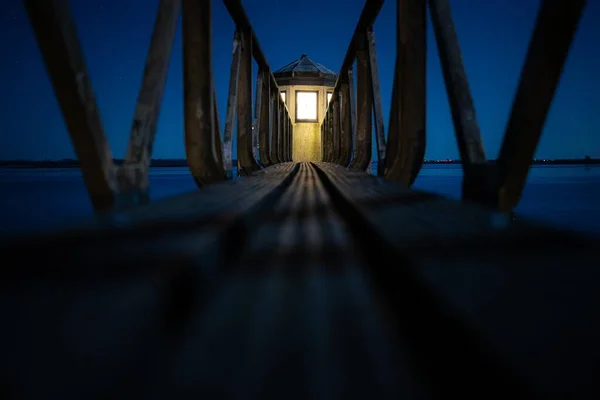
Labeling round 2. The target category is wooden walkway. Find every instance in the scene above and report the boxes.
[2,0,598,398]
[3,162,600,398]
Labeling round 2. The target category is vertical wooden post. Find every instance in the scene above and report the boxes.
[366,27,386,176]
[348,67,357,165]
[322,110,329,162]
[277,98,284,163]
[253,69,264,165]
[349,32,372,171]
[222,31,242,179]
[321,123,325,161]
[327,106,335,162]
[237,28,261,175]
[118,0,180,200]
[325,108,333,162]
[183,0,226,187]
[288,118,293,161]
[384,0,426,185]
[270,91,280,164]
[259,70,272,167]
[25,0,116,212]
[337,76,353,166]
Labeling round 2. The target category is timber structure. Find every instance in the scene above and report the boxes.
[1,0,598,398]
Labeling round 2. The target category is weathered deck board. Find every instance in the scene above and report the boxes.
[1,162,599,398]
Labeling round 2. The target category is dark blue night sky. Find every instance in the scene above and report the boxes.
[0,0,598,161]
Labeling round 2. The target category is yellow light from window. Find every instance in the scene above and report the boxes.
[296,91,318,121]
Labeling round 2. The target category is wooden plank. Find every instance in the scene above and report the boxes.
[118,0,180,197]
[496,0,586,212]
[237,29,261,175]
[384,0,426,185]
[182,0,225,187]
[366,28,386,176]
[429,0,486,166]
[349,32,372,171]
[3,161,600,398]
[25,0,116,213]
[314,161,600,397]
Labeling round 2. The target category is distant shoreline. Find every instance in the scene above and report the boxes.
[0,158,598,169]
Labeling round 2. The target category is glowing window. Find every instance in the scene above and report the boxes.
[327,92,333,105]
[296,91,318,121]
[280,91,286,103]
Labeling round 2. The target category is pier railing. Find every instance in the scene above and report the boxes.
[321,0,586,211]
[25,0,293,213]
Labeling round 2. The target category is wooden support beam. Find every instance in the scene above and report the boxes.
[496,0,586,212]
[222,31,242,179]
[183,0,225,188]
[237,28,261,175]
[429,0,486,167]
[25,0,116,213]
[118,0,180,200]
[384,0,426,185]
[366,28,386,177]
[349,32,372,171]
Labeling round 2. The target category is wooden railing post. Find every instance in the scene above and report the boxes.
[337,72,353,166]
[332,93,341,163]
[348,68,357,165]
[286,115,292,161]
[285,114,291,161]
[258,70,272,167]
[384,0,426,185]
[253,69,264,165]
[183,0,227,187]
[320,123,325,161]
[366,27,386,176]
[270,91,280,164]
[323,110,331,162]
[349,32,372,171]
[25,0,117,212]
[222,31,242,179]
[277,98,284,162]
[288,117,294,161]
[237,28,261,175]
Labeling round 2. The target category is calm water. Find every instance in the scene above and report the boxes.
[0,165,599,237]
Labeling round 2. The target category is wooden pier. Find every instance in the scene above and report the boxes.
[1,0,598,398]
